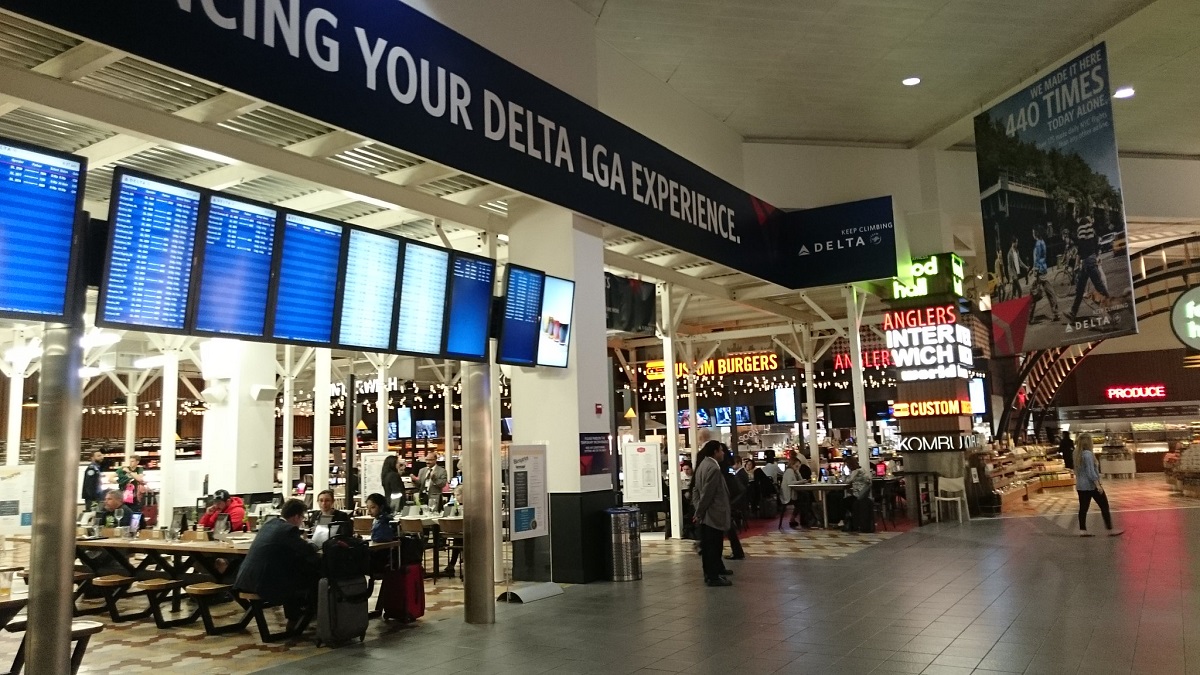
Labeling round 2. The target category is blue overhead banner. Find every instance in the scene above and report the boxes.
[0,0,826,288]
[974,43,1137,356]
[784,196,897,289]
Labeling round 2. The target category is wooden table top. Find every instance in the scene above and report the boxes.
[788,483,852,491]
[78,536,402,555]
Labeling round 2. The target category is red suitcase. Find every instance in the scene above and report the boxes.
[380,563,425,622]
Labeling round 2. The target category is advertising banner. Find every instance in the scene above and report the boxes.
[579,432,611,476]
[510,445,547,541]
[784,196,898,289]
[605,273,656,334]
[974,43,1137,355]
[621,441,663,503]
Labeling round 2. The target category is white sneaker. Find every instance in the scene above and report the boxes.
[1079,531,1095,537]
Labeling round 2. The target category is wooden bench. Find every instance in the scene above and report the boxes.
[237,591,307,643]
[185,583,252,635]
[18,571,101,617]
[3,618,103,675]
[137,578,197,629]
[91,575,151,623]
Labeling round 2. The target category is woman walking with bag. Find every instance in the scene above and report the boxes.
[1075,435,1122,537]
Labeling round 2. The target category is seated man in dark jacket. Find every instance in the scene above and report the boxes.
[99,489,133,528]
[235,498,320,628]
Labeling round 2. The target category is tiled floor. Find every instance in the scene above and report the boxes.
[1002,473,1200,518]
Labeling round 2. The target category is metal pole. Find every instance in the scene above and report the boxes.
[313,348,332,493]
[661,283,683,539]
[802,329,821,477]
[160,351,179,514]
[343,374,356,508]
[443,366,454,483]
[281,345,294,498]
[124,375,137,463]
[844,286,870,466]
[462,361,495,624]
[685,343,699,464]
[379,359,391,457]
[486,235,504,583]
[26,322,82,675]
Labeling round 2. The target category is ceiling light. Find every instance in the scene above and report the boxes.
[133,355,167,369]
[176,145,238,165]
[1113,87,1135,99]
[80,329,121,350]
[902,77,921,86]
[79,366,104,378]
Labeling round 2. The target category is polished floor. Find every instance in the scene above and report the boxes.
[260,499,1200,675]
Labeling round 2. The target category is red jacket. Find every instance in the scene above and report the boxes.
[199,496,245,531]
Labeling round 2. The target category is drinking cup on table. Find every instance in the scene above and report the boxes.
[0,571,12,598]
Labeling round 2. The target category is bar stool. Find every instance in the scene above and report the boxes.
[185,583,252,635]
[3,617,104,675]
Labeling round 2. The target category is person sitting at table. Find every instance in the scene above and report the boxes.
[99,489,133,528]
[307,489,351,527]
[780,457,802,529]
[235,498,320,632]
[843,458,874,532]
[364,493,397,543]
[198,489,246,532]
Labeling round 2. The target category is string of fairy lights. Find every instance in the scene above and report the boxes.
[623,365,897,403]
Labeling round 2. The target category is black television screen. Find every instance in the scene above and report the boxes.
[269,212,342,344]
[192,195,277,337]
[395,241,450,356]
[443,252,495,361]
[497,264,544,366]
[536,275,575,368]
[98,170,202,332]
[337,227,400,351]
[0,138,85,322]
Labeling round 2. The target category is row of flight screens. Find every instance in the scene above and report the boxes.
[0,137,574,367]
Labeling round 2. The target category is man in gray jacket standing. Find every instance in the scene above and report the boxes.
[693,440,732,587]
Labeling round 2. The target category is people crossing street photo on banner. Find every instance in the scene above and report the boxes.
[974,42,1138,356]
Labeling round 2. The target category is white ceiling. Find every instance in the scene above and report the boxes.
[573,0,1200,153]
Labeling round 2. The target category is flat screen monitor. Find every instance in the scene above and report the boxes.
[337,228,400,350]
[501,417,513,436]
[496,264,545,367]
[387,421,398,440]
[415,419,438,439]
[269,212,342,344]
[192,195,277,337]
[969,378,988,415]
[774,387,797,423]
[713,406,751,426]
[0,139,85,321]
[443,252,495,361]
[536,275,575,368]
[99,170,202,331]
[395,241,450,356]
[677,409,710,428]
[394,406,412,439]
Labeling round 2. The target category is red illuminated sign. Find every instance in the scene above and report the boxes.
[882,304,957,332]
[833,350,892,371]
[1105,385,1167,401]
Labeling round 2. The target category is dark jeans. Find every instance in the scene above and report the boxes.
[1078,489,1113,530]
[1071,254,1109,316]
[699,524,724,581]
[726,526,744,559]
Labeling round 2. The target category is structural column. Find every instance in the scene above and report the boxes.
[25,323,82,675]
[4,331,34,467]
[281,346,295,495]
[462,360,495,623]
[844,286,871,466]
[802,329,821,477]
[661,284,683,540]
[198,340,276,499]
[159,350,179,513]
[124,377,138,462]
[313,348,332,493]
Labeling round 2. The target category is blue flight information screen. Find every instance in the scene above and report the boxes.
[498,266,544,366]
[271,214,342,344]
[395,242,449,356]
[338,229,399,350]
[0,142,82,319]
[443,254,495,360]
[194,196,277,337]
[101,173,201,330]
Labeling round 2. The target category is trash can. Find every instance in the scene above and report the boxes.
[607,506,642,582]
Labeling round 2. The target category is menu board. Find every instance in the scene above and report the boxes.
[193,196,277,337]
[270,213,342,344]
[338,228,399,350]
[443,253,495,361]
[536,275,575,368]
[0,141,83,320]
[100,172,201,330]
[497,265,544,366]
[395,242,450,356]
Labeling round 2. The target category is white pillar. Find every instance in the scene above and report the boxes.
[802,330,820,478]
[159,351,179,514]
[124,375,138,463]
[685,343,699,462]
[485,234,504,583]
[377,359,390,455]
[313,348,332,493]
[5,369,23,467]
[844,286,870,466]
[661,284,683,539]
[443,372,454,476]
[281,345,295,495]
[199,340,276,496]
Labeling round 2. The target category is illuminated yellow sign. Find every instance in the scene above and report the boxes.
[892,399,973,418]
[645,352,779,380]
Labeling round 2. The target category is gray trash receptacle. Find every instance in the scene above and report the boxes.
[607,506,642,581]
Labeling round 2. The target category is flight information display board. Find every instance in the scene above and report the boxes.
[395,242,449,356]
[497,264,545,366]
[536,275,575,368]
[0,140,84,321]
[99,171,201,331]
[443,252,495,361]
[193,196,277,337]
[338,228,400,351]
[270,213,342,344]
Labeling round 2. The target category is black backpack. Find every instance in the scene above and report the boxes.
[322,533,370,580]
